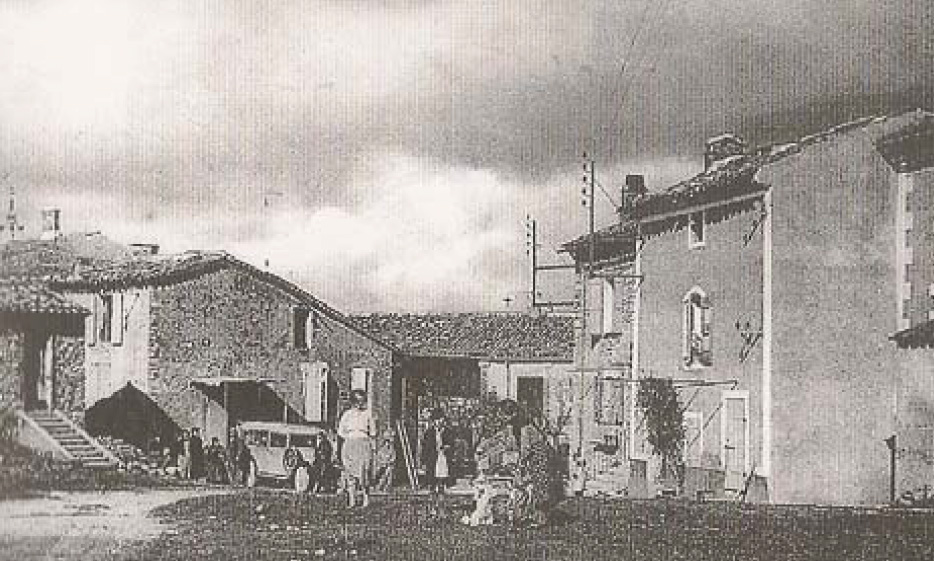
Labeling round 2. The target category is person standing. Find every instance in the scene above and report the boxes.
[205,437,228,484]
[420,409,454,494]
[189,427,205,481]
[310,431,333,494]
[338,389,376,508]
[177,430,191,480]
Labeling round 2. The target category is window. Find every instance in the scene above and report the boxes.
[689,211,706,248]
[683,288,712,368]
[269,432,288,448]
[244,430,269,447]
[596,376,625,425]
[294,308,311,349]
[99,294,113,343]
[290,433,317,448]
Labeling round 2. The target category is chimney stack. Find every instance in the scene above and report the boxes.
[704,133,747,170]
[129,243,160,256]
[40,208,62,241]
[622,174,647,215]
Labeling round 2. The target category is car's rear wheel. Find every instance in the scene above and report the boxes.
[246,461,258,488]
[293,465,310,493]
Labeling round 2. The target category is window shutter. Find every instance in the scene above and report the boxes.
[303,362,329,422]
[351,367,372,409]
[588,278,604,335]
[700,301,713,365]
[602,279,615,334]
[112,293,124,345]
[87,296,98,345]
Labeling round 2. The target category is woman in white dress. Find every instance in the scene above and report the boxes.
[338,389,376,508]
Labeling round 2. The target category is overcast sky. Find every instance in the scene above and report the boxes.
[1,0,931,312]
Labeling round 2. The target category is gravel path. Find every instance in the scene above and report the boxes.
[0,487,230,561]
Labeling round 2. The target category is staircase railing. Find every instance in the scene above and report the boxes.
[51,410,121,467]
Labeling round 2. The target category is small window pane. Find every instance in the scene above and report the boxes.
[270,432,288,447]
[245,430,268,447]
[290,434,316,448]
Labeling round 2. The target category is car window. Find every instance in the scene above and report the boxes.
[270,432,288,447]
[245,430,268,447]
[290,434,316,448]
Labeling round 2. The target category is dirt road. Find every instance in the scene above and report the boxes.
[0,488,230,561]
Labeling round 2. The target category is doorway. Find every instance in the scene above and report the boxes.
[516,376,545,420]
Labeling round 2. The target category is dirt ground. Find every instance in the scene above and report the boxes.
[0,488,229,561]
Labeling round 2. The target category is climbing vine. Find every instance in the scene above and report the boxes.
[636,377,685,484]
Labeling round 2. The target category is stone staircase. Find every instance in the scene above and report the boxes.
[23,410,120,469]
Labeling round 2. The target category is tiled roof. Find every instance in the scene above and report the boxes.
[52,250,230,289]
[351,313,575,362]
[52,250,398,353]
[562,110,934,258]
[0,279,88,315]
[0,233,134,279]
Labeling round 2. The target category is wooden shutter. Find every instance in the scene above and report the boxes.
[700,298,712,365]
[303,362,329,422]
[587,278,604,335]
[86,296,98,345]
[112,293,124,345]
[351,367,372,409]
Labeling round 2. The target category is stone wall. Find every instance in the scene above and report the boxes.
[52,334,86,414]
[0,329,23,408]
[147,266,394,443]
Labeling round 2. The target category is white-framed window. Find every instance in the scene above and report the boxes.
[683,288,712,368]
[302,361,329,422]
[688,211,706,248]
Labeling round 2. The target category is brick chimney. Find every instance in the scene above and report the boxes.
[129,243,160,256]
[39,208,62,241]
[704,134,747,170]
[622,174,647,215]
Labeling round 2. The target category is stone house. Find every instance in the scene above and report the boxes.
[563,109,934,505]
[48,250,398,448]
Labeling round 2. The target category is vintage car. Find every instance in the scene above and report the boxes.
[240,421,324,491]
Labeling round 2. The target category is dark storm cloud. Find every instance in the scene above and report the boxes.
[0,0,930,310]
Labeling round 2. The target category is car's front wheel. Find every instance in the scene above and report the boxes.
[246,461,259,488]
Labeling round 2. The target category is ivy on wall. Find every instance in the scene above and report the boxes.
[636,377,685,484]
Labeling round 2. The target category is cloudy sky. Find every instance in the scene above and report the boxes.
[1,0,931,312]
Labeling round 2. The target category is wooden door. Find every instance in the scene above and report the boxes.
[722,393,748,491]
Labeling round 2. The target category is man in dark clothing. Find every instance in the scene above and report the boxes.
[189,427,205,481]
[310,431,333,493]
[203,437,225,483]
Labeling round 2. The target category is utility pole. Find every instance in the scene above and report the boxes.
[525,215,538,310]
[1,181,24,241]
[572,153,597,490]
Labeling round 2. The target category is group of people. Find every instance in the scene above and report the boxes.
[153,428,232,484]
[338,389,562,526]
